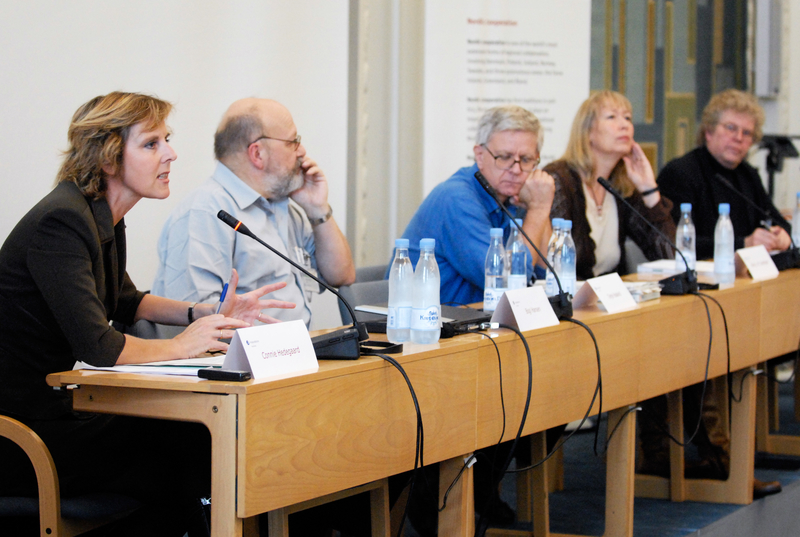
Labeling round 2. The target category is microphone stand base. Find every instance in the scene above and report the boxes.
[312,327,362,360]
[548,293,573,320]
[771,248,800,271]
[659,270,698,295]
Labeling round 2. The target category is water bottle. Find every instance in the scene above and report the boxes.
[792,192,800,247]
[387,238,413,343]
[714,203,735,285]
[545,218,564,297]
[559,220,577,296]
[483,228,507,312]
[411,238,441,344]
[506,218,529,290]
[675,203,697,272]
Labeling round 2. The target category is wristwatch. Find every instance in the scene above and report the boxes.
[309,205,333,227]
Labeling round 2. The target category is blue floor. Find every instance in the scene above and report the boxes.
[491,377,800,536]
[402,374,800,536]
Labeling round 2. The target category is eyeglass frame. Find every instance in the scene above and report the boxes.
[718,122,754,140]
[480,144,541,172]
[249,134,302,151]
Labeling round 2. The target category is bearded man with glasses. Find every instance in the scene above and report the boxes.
[151,98,355,333]
[395,105,555,308]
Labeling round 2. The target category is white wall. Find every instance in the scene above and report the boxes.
[756,0,800,214]
[0,1,349,288]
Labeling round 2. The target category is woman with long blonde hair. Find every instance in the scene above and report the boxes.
[543,90,675,279]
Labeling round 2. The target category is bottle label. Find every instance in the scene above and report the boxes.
[411,306,440,330]
[507,274,527,290]
[545,271,557,297]
[715,256,735,273]
[388,306,411,329]
[483,287,506,311]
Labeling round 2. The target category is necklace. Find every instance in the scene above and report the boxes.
[586,181,606,217]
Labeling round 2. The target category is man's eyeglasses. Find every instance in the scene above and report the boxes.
[481,144,540,172]
[719,123,754,140]
[250,134,302,151]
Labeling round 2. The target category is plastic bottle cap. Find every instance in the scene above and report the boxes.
[514,218,523,226]
[718,203,730,215]
[490,228,503,237]
[562,220,573,230]
[420,238,435,249]
[395,238,409,248]
[552,217,564,228]
[680,203,692,212]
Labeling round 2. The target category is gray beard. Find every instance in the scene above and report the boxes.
[268,170,304,199]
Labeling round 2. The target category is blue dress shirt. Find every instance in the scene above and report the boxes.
[396,163,542,306]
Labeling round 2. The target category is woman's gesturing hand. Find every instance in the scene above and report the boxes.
[216,269,297,324]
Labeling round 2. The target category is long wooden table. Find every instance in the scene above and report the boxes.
[46,270,800,537]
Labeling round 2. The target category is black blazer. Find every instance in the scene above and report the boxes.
[0,181,144,420]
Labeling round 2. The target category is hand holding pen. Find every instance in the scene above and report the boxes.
[215,280,230,314]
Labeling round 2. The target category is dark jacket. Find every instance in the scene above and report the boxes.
[657,146,789,260]
[544,160,676,281]
[0,182,145,420]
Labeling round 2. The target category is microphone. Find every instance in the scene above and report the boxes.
[474,170,572,319]
[713,173,800,270]
[217,210,369,359]
[597,178,698,295]
[714,174,775,229]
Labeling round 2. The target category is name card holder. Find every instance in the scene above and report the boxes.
[491,285,560,332]
[223,319,319,381]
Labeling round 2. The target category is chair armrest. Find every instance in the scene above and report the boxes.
[0,415,61,534]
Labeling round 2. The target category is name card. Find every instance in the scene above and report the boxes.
[491,285,559,332]
[577,273,637,313]
[737,245,779,281]
[584,272,638,313]
[223,319,319,381]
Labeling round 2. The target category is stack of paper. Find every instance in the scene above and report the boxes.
[74,355,225,376]
[624,281,661,303]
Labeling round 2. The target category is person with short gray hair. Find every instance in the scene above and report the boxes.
[392,104,558,531]
[474,104,545,152]
[395,104,555,307]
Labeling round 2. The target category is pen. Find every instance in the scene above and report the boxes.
[216,282,229,314]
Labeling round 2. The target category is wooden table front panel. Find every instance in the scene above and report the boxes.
[760,269,800,360]
[239,344,481,516]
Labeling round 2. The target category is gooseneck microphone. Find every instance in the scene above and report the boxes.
[474,170,573,319]
[713,173,799,270]
[597,178,698,295]
[217,210,368,359]
[714,173,776,230]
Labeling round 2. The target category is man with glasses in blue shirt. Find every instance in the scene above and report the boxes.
[395,105,556,533]
[397,105,555,307]
[152,98,355,331]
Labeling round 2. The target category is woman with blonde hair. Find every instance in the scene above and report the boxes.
[0,92,293,536]
[543,90,675,280]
